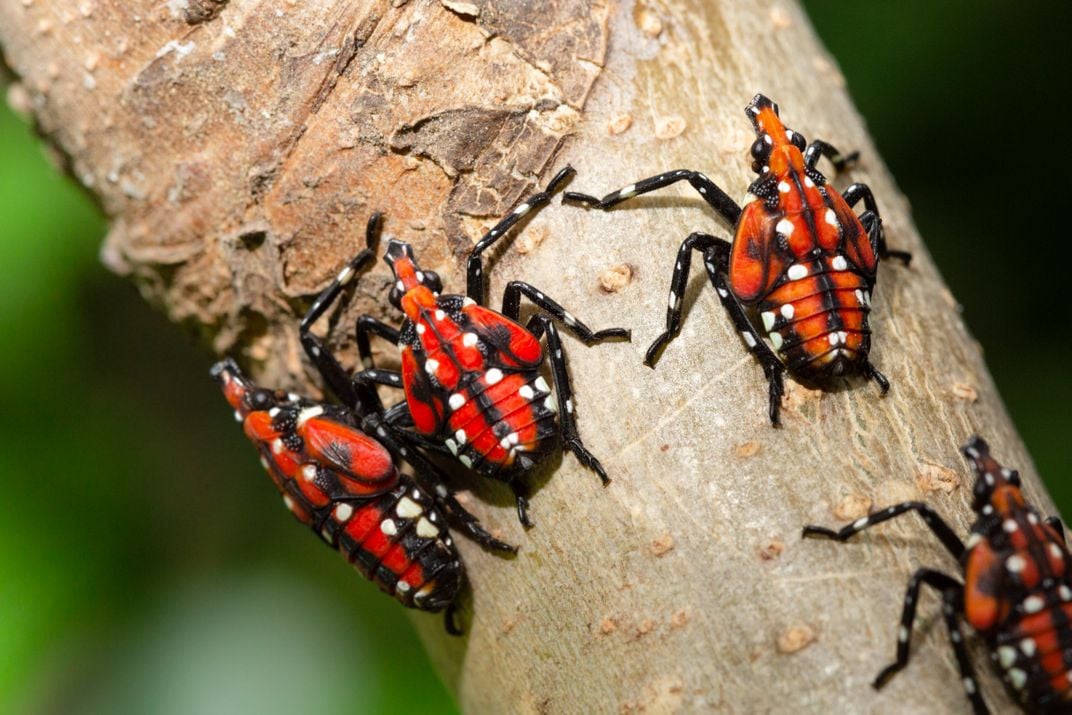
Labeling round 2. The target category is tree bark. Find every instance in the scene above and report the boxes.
[1,0,1044,712]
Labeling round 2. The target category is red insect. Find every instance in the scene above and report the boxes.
[804,437,1072,714]
[316,167,629,526]
[566,94,911,424]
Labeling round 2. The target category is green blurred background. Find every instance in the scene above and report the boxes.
[1,3,1068,713]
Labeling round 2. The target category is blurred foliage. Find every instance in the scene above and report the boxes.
[1,2,1069,713]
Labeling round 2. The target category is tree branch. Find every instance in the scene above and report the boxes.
[2,0,1041,711]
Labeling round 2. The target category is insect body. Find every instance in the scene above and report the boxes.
[212,358,465,625]
[319,167,630,526]
[566,94,911,424]
[804,438,1072,713]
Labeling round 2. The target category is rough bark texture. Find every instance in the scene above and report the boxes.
[1,0,1046,712]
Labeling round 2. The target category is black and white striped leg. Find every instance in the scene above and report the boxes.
[563,169,742,226]
[802,501,966,560]
[500,281,630,344]
[844,184,911,266]
[870,571,986,714]
[643,232,723,366]
[700,240,787,425]
[862,359,891,395]
[355,315,400,370]
[803,139,859,174]
[528,314,611,487]
[466,166,575,304]
[355,367,404,390]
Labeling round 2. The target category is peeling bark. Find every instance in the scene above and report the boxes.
[1,0,1045,712]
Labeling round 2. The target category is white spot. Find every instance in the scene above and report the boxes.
[297,406,324,428]
[514,203,531,217]
[459,455,473,468]
[435,309,446,321]
[565,398,573,414]
[535,376,551,393]
[825,208,838,227]
[855,289,865,304]
[301,464,317,481]
[804,176,815,188]
[965,533,984,549]
[424,358,440,375]
[334,503,354,522]
[1023,595,1044,614]
[619,184,636,198]
[862,291,872,306]
[764,134,773,145]
[1008,668,1027,691]
[852,517,869,530]
[832,255,848,271]
[449,393,466,410]
[462,332,479,348]
[271,439,285,455]
[396,280,405,292]
[269,407,281,418]
[778,181,790,194]
[780,303,795,320]
[463,297,476,307]
[742,332,757,348]
[983,505,994,515]
[337,264,354,284]
[668,291,678,310]
[519,385,535,400]
[785,129,794,141]
[1060,585,1072,601]
[742,192,759,205]
[416,323,426,335]
[1050,543,1064,560]
[396,497,422,519]
[1028,513,1040,525]
[415,583,436,600]
[282,495,297,513]
[234,411,243,422]
[380,519,397,536]
[396,580,411,593]
[485,368,503,385]
[544,395,557,412]
[963,678,976,695]
[761,311,776,331]
[828,333,841,346]
[769,331,783,350]
[1003,519,1019,533]
[259,456,271,471]
[1007,554,1027,574]
[563,312,577,326]
[898,626,908,642]
[787,264,808,280]
[416,517,438,538]
[445,438,458,456]
[776,218,795,237]
[716,287,729,298]
[436,485,448,497]
[1021,638,1037,657]
[455,429,467,445]
[320,526,333,543]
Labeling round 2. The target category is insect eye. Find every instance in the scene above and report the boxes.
[750,138,767,160]
[790,131,806,151]
[249,389,273,411]
[1008,470,1022,487]
[422,270,442,293]
[388,285,403,309]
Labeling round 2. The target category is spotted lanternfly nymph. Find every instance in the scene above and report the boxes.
[804,438,1072,714]
[212,216,516,634]
[565,94,911,424]
[313,167,630,526]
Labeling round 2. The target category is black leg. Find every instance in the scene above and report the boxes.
[862,359,891,395]
[500,281,630,345]
[443,603,463,636]
[511,482,533,529]
[563,169,742,226]
[701,241,786,425]
[803,139,859,174]
[466,166,575,304]
[844,184,911,266]
[803,501,966,560]
[300,213,382,406]
[643,231,722,367]
[355,315,400,370]
[528,314,611,487]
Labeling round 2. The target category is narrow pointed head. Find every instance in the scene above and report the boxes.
[383,239,443,312]
[745,94,806,174]
[962,436,1024,514]
[211,358,285,418]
